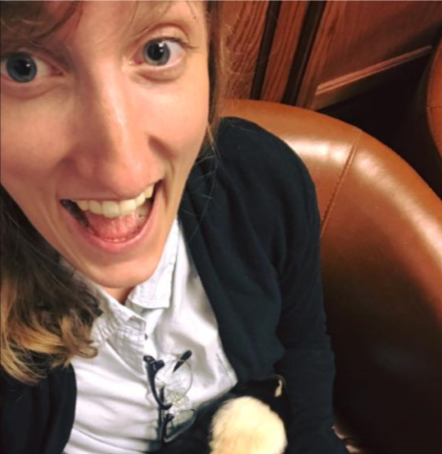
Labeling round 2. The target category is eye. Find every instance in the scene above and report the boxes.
[0,52,52,83]
[142,38,186,67]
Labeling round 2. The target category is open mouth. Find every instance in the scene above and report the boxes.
[61,183,158,243]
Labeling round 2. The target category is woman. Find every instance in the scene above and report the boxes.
[1,2,348,454]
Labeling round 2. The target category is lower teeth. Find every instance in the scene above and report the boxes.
[62,199,152,242]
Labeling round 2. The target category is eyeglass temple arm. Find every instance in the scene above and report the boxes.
[173,350,192,372]
[143,356,173,410]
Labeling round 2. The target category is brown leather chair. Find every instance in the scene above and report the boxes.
[223,99,442,454]
[395,37,442,199]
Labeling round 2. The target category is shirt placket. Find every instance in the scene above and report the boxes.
[109,315,148,376]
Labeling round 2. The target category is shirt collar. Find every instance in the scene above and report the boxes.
[126,219,180,310]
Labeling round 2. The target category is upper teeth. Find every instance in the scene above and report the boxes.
[74,185,154,218]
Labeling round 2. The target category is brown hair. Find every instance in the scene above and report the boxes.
[0,0,227,385]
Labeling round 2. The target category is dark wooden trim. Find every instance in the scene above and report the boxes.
[294,0,345,108]
[223,0,271,99]
[250,0,282,100]
[260,1,309,102]
[282,0,326,106]
[312,46,433,110]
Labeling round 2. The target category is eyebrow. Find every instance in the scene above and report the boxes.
[0,1,81,56]
[0,0,207,61]
[126,1,207,45]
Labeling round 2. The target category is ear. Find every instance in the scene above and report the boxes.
[209,397,287,454]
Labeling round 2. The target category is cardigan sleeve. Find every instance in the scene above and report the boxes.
[188,117,349,453]
[1,364,76,454]
[273,154,348,454]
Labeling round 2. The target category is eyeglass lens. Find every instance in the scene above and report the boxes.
[155,358,193,407]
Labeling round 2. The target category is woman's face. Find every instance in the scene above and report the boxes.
[0,1,210,301]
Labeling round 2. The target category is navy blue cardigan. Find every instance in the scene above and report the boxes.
[1,118,348,454]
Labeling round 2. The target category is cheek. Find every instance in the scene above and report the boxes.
[0,100,68,185]
[133,66,210,166]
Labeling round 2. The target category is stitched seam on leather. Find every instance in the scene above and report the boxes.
[428,42,442,103]
[321,128,362,239]
[427,106,442,152]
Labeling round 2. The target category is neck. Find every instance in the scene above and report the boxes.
[100,286,133,305]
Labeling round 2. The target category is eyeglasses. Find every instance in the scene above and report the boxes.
[143,350,196,444]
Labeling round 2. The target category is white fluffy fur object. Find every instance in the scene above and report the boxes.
[209,396,287,454]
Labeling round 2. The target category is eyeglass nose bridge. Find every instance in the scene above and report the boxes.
[144,355,164,374]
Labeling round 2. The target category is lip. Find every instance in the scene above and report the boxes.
[61,183,161,256]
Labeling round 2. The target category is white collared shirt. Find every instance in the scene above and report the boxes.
[64,220,237,454]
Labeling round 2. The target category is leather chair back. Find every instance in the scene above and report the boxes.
[223,99,442,454]
[395,37,442,198]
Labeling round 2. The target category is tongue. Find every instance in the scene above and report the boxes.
[83,205,149,240]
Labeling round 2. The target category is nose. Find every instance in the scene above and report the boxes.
[69,68,156,199]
